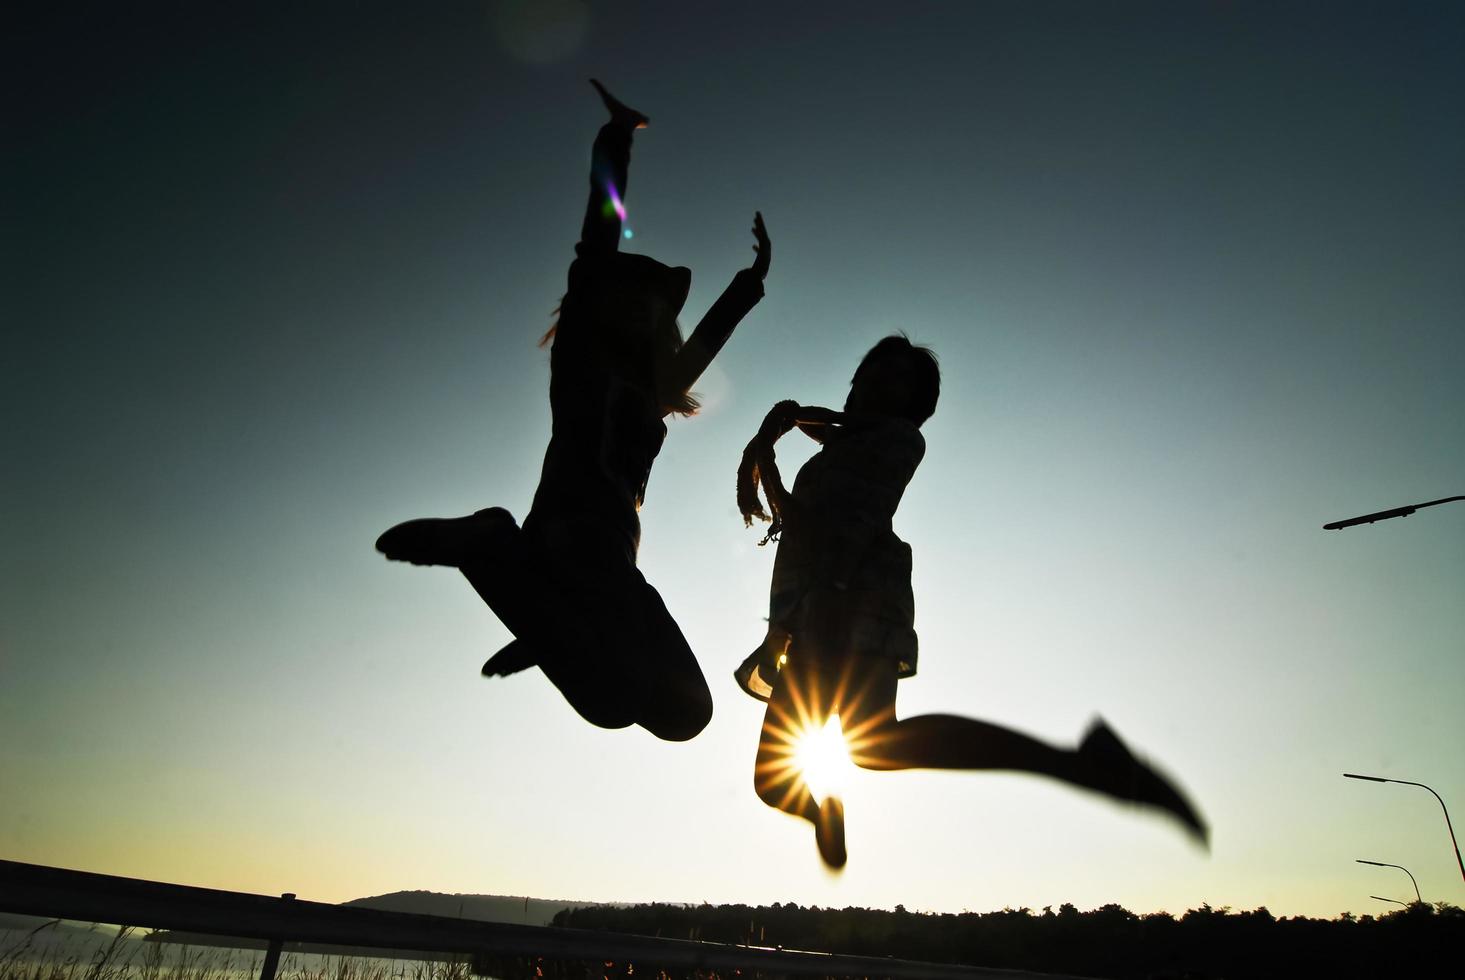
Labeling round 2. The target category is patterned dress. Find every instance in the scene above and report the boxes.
[736,416,925,701]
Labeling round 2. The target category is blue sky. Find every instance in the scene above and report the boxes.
[4,1,1463,918]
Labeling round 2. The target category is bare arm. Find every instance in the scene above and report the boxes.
[737,402,845,539]
[743,399,799,522]
[659,213,770,406]
[792,406,845,444]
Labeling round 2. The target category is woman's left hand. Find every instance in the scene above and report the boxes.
[751,211,771,280]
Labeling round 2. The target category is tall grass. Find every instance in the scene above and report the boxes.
[0,927,474,980]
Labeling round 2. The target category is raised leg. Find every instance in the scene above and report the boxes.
[631,581,713,742]
[481,638,537,677]
[753,661,827,826]
[752,652,847,868]
[376,507,517,567]
[465,517,710,740]
[381,504,711,739]
[493,565,710,740]
[577,81,647,257]
[754,647,1207,857]
[459,532,646,731]
[834,653,1208,843]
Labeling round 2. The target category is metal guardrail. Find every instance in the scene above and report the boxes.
[0,860,1085,980]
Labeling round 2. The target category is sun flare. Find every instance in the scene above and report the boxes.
[793,715,855,803]
[755,664,886,814]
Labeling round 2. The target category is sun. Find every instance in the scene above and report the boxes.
[754,664,882,814]
[793,715,855,803]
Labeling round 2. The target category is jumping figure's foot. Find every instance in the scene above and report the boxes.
[375,507,516,568]
[1078,720,1208,846]
[815,796,847,870]
[482,638,538,678]
[590,78,649,130]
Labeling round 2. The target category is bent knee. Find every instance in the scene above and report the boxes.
[752,747,797,810]
[571,698,639,731]
[554,676,642,730]
[640,694,712,743]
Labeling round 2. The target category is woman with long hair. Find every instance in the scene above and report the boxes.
[378,81,770,741]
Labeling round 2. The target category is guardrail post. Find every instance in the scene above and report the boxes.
[259,893,296,980]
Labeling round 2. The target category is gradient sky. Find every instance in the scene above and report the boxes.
[5,2,1463,921]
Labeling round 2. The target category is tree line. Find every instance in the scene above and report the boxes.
[550,899,1463,979]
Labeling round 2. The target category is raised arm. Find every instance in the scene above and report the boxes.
[659,212,770,405]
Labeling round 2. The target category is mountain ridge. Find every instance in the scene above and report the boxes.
[340,890,621,927]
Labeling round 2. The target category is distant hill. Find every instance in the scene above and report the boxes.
[340,891,616,928]
[1,913,109,935]
[142,891,621,957]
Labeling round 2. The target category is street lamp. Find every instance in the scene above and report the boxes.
[1370,895,1408,908]
[1323,494,1464,530]
[1356,859,1421,903]
[1344,773,1465,885]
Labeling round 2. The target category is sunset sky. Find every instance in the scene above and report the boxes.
[5,2,1463,920]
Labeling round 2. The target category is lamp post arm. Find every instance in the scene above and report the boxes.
[1396,865,1422,904]
[1356,860,1422,903]
[1394,779,1465,886]
[1324,494,1465,530]
[1344,772,1465,886]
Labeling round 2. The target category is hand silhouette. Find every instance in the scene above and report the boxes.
[751,211,771,280]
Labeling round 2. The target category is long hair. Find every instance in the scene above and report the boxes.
[540,253,698,416]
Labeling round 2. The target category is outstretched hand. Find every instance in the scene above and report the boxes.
[750,211,771,280]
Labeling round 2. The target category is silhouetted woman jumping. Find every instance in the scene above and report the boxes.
[379,81,770,741]
[736,336,1205,867]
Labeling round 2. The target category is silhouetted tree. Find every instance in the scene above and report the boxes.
[544,899,1465,980]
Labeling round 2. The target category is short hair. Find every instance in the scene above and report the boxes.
[851,334,941,424]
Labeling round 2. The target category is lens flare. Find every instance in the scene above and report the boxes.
[794,715,854,803]
[605,180,627,221]
[754,659,889,816]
